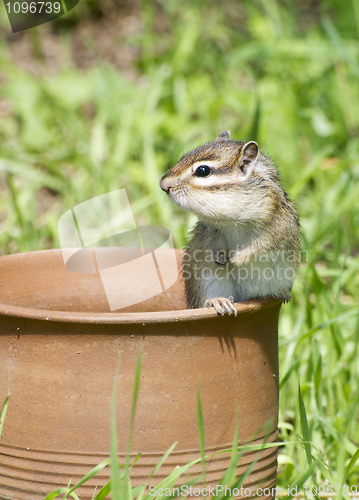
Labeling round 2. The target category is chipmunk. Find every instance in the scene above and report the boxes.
[160,130,301,316]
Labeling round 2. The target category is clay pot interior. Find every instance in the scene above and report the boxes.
[0,247,187,316]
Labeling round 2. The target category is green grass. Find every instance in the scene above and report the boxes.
[1,0,359,496]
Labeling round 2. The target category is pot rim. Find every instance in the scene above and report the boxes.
[0,249,282,324]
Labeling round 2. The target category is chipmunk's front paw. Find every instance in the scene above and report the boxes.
[205,296,237,316]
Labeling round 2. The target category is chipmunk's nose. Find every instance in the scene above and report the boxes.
[160,176,172,194]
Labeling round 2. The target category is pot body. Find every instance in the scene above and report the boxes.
[0,250,280,500]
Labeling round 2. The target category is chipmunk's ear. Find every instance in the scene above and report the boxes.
[215,130,231,142]
[238,141,259,176]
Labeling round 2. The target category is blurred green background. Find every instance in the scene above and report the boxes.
[1,0,359,493]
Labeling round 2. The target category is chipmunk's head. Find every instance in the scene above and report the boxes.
[160,130,279,223]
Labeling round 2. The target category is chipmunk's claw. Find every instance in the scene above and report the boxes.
[206,296,237,316]
[280,292,292,304]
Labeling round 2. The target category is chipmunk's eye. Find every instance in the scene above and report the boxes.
[194,165,211,177]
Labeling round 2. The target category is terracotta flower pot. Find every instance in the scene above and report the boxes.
[0,249,281,500]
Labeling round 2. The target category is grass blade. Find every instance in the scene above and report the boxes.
[94,481,111,500]
[298,381,320,496]
[197,378,206,483]
[111,355,121,500]
[344,448,359,480]
[43,488,80,500]
[62,460,110,500]
[247,95,261,142]
[136,442,179,500]
[298,383,312,467]
[0,380,10,436]
[126,346,143,469]
[283,456,323,500]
